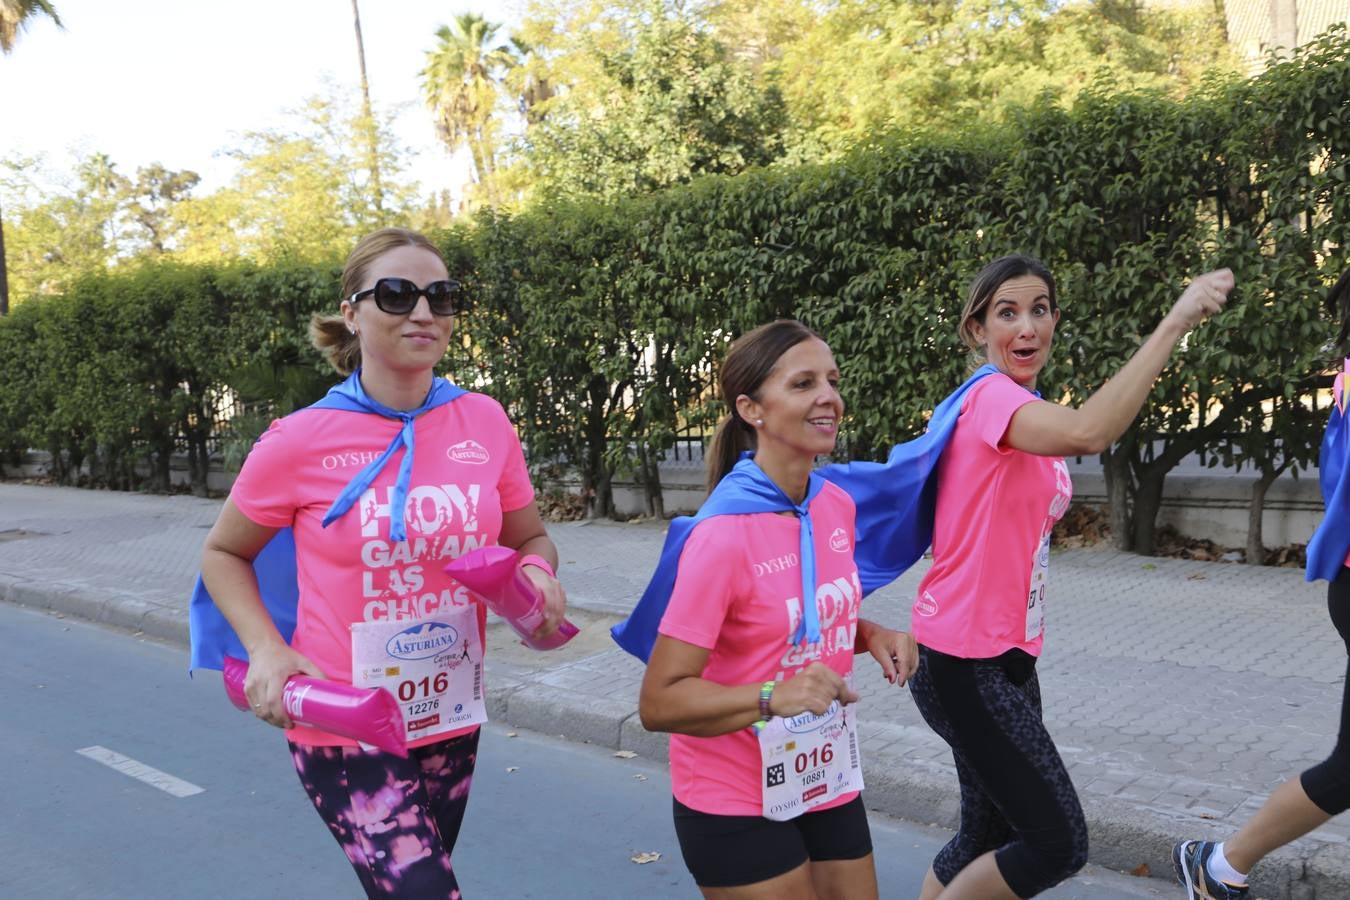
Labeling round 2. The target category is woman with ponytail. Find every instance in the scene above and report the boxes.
[618,320,916,899]
[192,227,567,898]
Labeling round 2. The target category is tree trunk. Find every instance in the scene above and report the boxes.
[637,445,653,518]
[641,443,664,519]
[1246,469,1273,565]
[1102,445,1134,551]
[350,0,384,219]
[0,196,9,314]
[596,468,614,519]
[154,438,173,493]
[1211,0,1229,43]
[65,446,85,487]
[583,380,609,519]
[1269,0,1298,58]
[188,435,209,497]
[1246,461,1292,565]
[1132,467,1167,556]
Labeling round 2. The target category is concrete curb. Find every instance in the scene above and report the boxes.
[2,570,1341,899]
[0,574,189,646]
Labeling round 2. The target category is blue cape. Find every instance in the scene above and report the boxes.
[1306,370,1350,582]
[188,371,466,671]
[610,364,1000,662]
[819,364,1001,594]
[610,456,828,662]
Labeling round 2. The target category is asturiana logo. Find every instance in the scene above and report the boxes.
[386,621,460,660]
[447,440,490,465]
[784,701,838,734]
[915,590,940,617]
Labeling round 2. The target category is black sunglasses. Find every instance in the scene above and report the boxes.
[349,277,465,316]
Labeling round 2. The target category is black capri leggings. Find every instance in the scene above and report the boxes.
[908,645,1088,898]
[1300,567,1350,814]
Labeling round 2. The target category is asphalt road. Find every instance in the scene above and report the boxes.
[0,602,1171,899]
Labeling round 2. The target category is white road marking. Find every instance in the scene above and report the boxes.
[76,745,205,798]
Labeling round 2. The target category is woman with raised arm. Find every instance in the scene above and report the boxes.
[908,254,1232,899]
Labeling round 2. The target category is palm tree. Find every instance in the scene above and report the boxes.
[350,0,384,219]
[508,35,555,126]
[0,0,63,315]
[0,0,60,52]
[420,13,517,207]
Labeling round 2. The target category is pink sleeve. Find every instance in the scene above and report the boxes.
[659,519,747,650]
[488,400,536,512]
[963,376,1041,452]
[229,417,299,528]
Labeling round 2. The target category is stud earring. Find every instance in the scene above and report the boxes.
[755,418,763,427]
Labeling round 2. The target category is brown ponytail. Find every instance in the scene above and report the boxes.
[309,314,362,376]
[705,413,756,493]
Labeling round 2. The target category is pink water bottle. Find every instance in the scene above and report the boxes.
[221,656,407,757]
[445,545,579,650]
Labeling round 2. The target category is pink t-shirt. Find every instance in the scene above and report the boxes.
[229,386,535,748]
[659,481,863,817]
[912,374,1073,659]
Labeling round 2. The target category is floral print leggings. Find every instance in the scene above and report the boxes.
[289,729,479,899]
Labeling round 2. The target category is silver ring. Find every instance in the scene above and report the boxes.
[253,703,263,710]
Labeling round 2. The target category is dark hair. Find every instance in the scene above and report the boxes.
[706,320,823,491]
[958,254,1058,353]
[1327,267,1350,352]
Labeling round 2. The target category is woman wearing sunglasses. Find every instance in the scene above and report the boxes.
[199,227,567,899]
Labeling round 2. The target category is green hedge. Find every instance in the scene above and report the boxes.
[1,29,1346,554]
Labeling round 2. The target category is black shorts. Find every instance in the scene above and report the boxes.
[672,794,873,888]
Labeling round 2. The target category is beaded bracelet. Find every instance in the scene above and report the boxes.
[758,680,776,721]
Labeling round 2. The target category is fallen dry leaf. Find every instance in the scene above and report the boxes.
[614,750,637,759]
[1130,863,1150,878]
[631,851,662,865]
[1186,573,1207,581]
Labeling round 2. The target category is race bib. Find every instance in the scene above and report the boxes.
[351,604,487,744]
[758,691,863,822]
[1026,525,1049,641]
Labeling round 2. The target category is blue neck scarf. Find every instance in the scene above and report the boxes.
[610,364,1001,663]
[1306,361,1350,582]
[188,370,466,672]
[321,369,467,543]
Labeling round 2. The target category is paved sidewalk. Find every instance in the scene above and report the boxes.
[2,482,1347,898]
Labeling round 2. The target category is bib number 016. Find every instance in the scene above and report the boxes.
[397,672,449,702]
[795,742,833,773]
